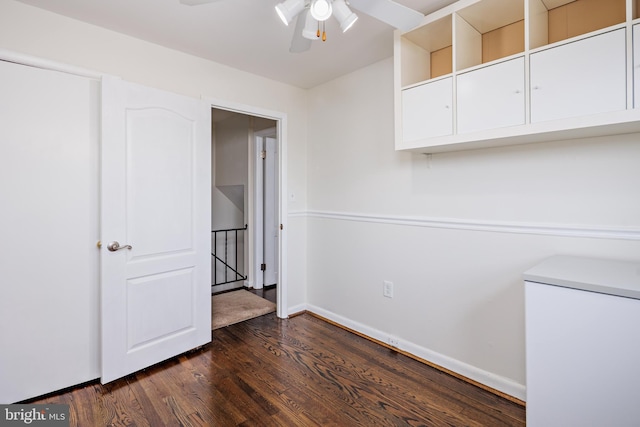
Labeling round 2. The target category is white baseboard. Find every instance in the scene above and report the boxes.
[307,304,526,402]
[287,303,308,316]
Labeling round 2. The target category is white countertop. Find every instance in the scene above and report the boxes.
[524,255,640,300]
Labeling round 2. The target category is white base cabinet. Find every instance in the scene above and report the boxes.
[524,256,640,427]
[530,29,627,123]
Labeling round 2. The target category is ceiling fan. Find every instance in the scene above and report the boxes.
[180,0,425,53]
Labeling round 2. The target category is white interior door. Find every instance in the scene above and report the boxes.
[101,77,211,383]
[0,59,100,403]
[263,136,279,287]
[254,131,279,289]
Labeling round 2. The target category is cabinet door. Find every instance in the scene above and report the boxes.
[457,57,525,134]
[525,281,640,426]
[530,28,626,123]
[401,77,453,142]
[634,24,640,108]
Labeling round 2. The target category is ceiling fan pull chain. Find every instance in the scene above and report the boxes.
[322,21,327,41]
[317,20,320,38]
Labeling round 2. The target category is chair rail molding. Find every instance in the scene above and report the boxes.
[298,210,640,241]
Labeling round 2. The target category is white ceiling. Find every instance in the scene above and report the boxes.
[15,0,457,89]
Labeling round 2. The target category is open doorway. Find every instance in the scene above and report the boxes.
[210,106,284,320]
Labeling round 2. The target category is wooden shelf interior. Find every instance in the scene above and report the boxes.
[530,0,626,50]
[400,0,628,87]
[401,15,452,86]
[455,0,525,71]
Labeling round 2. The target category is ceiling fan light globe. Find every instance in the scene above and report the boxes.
[333,0,357,32]
[275,0,306,25]
[310,0,332,21]
[340,13,357,32]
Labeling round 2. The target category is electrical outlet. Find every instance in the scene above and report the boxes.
[388,336,400,348]
[383,280,394,298]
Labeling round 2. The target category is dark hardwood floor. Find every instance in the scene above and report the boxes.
[248,285,277,304]
[29,303,525,426]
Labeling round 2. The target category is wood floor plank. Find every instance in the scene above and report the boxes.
[222,321,395,425]
[301,313,525,424]
[255,315,470,425]
[27,311,525,426]
[224,317,488,426]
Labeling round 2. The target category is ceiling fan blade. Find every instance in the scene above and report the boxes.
[289,12,312,53]
[179,0,222,6]
[348,0,424,31]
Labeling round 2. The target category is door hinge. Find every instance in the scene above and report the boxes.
[261,263,266,271]
[260,150,266,159]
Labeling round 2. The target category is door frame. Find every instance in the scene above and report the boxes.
[206,97,288,319]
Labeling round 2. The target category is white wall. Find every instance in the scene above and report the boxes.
[212,114,248,232]
[0,0,308,311]
[215,114,249,191]
[306,57,640,400]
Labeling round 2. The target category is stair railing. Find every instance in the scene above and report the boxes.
[211,225,248,286]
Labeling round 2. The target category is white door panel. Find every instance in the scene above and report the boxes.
[126,269,195,350]
[101,77,211,383]
[127,108,195,256]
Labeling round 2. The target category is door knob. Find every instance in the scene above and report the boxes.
[107,241,132,252]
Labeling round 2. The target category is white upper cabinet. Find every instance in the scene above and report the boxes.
[530,29,627,123]
[394,0,640,153]
[457,57,525,134]
[402,77,453,141]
